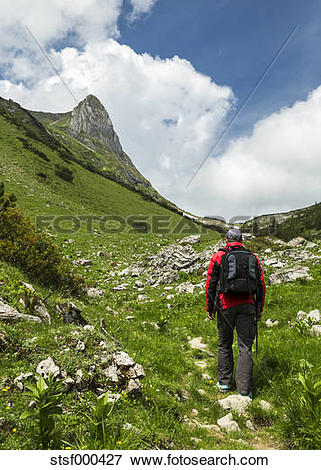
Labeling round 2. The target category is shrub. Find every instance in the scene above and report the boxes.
[0,183,83,291]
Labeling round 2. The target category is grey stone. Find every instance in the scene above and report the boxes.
[63,377,75,391]
[246,420,256,431]
[104,365,119,383]
[76,340,86,351]
[265,319,279,327]
[188,337,208,352]
[259,399,272,412]
[33,300,51,324]
[60,302,87,326]
[176,282,195,294]
[36,357,60,379]
[69,95,123,155]
[14,372,33,391]
[310,325,321,337]
[269,267,313,285]
[112,351,135,369]
[73,259,93,267]
[288,237,306,247]
[126,378,141,395]
[179,234,201,244]
[218,394,252,415]
[217,413,241,433]
[86,287,105,298]
[0,301,41,323]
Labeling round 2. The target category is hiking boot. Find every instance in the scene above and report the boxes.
[216,382,230,393]
[238,391,253,399]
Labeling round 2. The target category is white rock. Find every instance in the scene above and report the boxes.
[246,420,256,431]
[198,389,206,396]
[76,340,86,351]
[36,357,60,379]
[176,282,195,294]
[310,325,321,337]
[288,237,306,247]
[259,399,272,412]
[218,394,252,415]
[86,287,105,298]
[104,365,119,383]
[113,351,135,368]
[217,413,241,433]
[179,234,201,245]
[264,248,272,254]
[194,360,207,369]
[83,325,95,331]
[188,337,208,352]
[265,319,279,327]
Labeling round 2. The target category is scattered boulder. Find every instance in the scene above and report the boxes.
[246,420,256,432]
[33,300,51,324]
[0,301,41,323]
[85,287,105,298]
[297,309,321,324]
[179,234,201,245]
[269,266,313,285]
[288,237,306,247]
[83,325,95,332]
[217,413,240,433]
[265,319,279,327]
[73,259,93,267]
[56,302,87,326]
[188,337,208,352]
[310,325,321,337]
[103,351,145,395]
[36,357,60,379]
[218,394,252,415]
[194,360,207,369]
[76,340,86,351]
[259,399,272,412]
[176,282,195,294]
[14,372,33,391]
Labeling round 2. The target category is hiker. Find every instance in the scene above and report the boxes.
[205,228,265,397]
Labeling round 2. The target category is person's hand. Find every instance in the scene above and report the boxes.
[207,312,214,321]
[257,312,263,321]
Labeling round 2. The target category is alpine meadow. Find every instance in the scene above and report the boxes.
[0,92,321,451]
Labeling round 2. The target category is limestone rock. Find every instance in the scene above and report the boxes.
[36,357,60,379]
[288,237,306,247]
[265,319,279,327]
[86,287,105,298]
[218,394,252,415]
[112,351,135,369]
[69,95,123,155]
[259,399,272,412]
[179,234,201,245]
[269,266,313,285]
[217,413,240,433]
[14,372,33,391]
[310,325,321,337]
[176,282,195,294]
[57,302,87,326]
[188,337,208,352]
[33,300,51,324]
[73,259,93,267]
[0,301,41,323]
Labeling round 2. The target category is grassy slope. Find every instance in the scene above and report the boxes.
[1,109,321,450]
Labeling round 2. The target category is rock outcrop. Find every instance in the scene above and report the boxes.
[69,95,123,155]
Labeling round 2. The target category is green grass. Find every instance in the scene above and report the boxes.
[1,99,321,450]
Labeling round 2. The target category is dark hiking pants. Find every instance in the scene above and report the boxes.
[217,303,256,395]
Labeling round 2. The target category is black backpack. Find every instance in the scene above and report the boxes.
[218,247,260,295]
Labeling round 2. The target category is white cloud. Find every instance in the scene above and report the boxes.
[0,40,234,201]
[129,0,158,21]
[180,86,321,220]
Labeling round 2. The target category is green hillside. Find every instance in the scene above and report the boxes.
[1,96,321,452]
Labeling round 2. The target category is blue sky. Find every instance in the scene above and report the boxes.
[118,0,321,143]
[0,0,321,218]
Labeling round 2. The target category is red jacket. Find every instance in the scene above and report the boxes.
[205,241,265,313]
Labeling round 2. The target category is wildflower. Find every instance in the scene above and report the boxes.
[2,388,7,392]
[116,441,122,446]
[209,380,213,384]
[6,406,11,409]
[12,428,17,433]
[64,447,72,450]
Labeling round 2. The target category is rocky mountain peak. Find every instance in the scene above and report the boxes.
[69,94,123,155]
